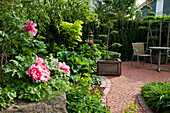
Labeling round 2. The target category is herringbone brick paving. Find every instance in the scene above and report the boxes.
[105,61,170,113]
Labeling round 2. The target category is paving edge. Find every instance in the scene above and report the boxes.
[138,94,153,113]
[100,76,111,106]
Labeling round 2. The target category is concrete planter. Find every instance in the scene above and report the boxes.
[97,58,122,76]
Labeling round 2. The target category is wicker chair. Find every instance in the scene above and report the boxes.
[131,43,152,67]
[165,50,170,68]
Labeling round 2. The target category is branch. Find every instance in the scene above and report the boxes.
[0,24,6,76]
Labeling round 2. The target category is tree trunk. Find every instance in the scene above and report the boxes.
[106,26,110,60]
[0,24,6,76]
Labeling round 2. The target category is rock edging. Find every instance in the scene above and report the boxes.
[5,93,67,113]
[138,94,153,113]
[100,76,111,106]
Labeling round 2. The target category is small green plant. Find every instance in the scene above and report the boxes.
[91,74,101,85]
[123,101,139,113]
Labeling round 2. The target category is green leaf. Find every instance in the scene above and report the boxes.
[12,69,17,77]
[10,60,19,66]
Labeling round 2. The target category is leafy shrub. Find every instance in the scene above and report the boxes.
[0,55,70,108]
[66,74,110,113]
[60,20,83,50]
[57,51,89,76]
[141,81,170,113]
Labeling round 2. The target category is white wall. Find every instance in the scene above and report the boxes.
[156,0,164,16]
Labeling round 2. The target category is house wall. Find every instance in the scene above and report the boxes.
[156,0,164,16]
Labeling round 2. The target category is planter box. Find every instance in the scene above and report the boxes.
[145,53,167,64]
[97,58,122,76]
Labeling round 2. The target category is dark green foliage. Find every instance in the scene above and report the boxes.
[141,81,170,113]
[103,0,113,4]
[57,51,89,76]
[149,36,158,41]
[90,11,170,61]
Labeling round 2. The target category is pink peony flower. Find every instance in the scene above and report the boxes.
[24,20,37,38]
[26,57,50,82]
[58,62,70,76]
[26,65,42,82]
[35,57,43,66]
[40,69,50,82]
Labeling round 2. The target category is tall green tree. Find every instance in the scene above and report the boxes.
[94,0,137,19]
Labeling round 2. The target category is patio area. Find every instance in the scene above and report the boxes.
[105,61,170,113]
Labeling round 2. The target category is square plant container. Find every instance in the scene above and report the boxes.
[97,58,122,76]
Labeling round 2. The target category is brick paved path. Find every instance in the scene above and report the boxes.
[105,61,170,113]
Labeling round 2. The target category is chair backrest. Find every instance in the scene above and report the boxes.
[132,43,145,55]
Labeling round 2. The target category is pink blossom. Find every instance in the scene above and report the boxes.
[35,57,43,66]
[26,65,42,82]
[58,62,70,76]
[26,57,50,82]
[24,20,37,38]
[40,69,50,82]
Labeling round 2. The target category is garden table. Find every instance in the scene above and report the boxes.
[149,47,170,72]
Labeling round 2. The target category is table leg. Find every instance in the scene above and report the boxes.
[149,49,169,72]
[158,49,161,72]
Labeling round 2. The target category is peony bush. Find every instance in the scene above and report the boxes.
[26,56,70,83]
